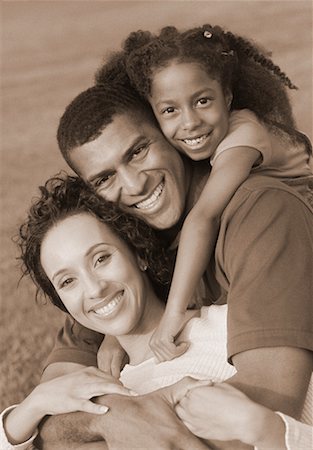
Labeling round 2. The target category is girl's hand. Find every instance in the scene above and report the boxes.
[30,366,133,417]
[149,310,189,362]
[97,335,128,378]
[175,383,285,447]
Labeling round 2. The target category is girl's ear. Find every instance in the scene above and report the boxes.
[225,90,233,110]
[136,255,148,272]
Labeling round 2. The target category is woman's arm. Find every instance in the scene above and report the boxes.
[150,146,260,361]
[2,367,130,447]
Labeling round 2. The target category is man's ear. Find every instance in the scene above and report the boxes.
[136,255,148,272]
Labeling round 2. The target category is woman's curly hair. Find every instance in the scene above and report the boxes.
[18,173,174,312]
[123,24,300,133]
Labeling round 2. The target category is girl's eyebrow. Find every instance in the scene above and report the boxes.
[155,88,215,106]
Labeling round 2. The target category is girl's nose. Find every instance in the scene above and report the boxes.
[181,109,201,131]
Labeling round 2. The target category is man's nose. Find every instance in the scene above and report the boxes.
[119,167,147,196]
[181,108,201,131]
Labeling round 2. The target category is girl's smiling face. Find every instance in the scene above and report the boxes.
[149,61,232,161]
[40,212,150,336]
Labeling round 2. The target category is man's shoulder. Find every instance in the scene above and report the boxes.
[225,174,313,218]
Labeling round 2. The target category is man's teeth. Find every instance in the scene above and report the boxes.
[94,292,123,317]
[183,134,209,146]
[135,182,164,210]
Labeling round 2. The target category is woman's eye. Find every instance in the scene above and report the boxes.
[59,278,74,289]
[95,254,110,266]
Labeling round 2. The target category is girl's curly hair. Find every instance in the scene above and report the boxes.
[123,24,298,131]
[18,173,173,312]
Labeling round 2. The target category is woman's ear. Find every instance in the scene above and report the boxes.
[225,89,233,110]
[137,255,148,272]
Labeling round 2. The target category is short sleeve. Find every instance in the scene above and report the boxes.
[210,109,272,167]
[44,315,103,369]
[0,405,37,450]
[215,178,313,361]
[274,412,312,450]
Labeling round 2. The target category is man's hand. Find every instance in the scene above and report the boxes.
[38,377,212,450]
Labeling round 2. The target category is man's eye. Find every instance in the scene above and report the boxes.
[95,174,114,188]
[131,143,150,160]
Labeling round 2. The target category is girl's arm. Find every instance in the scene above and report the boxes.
[150,146,260,362]
[2,367,132,446]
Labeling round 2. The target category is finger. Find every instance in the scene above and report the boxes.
[97,352,112,373]
[111,352,125,379]
[164,342,190,361]
[89,382,133,397]
[79,400,109,415]
[163,376,214,405]
[155,342,189,363]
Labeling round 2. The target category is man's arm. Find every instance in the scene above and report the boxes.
[36,380,212,450]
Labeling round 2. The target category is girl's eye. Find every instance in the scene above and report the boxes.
[197,97,211,107]
[161,106,175,115]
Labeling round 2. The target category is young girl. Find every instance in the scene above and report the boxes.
[103,24,313,361]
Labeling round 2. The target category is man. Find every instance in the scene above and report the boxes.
[39,80,313,449]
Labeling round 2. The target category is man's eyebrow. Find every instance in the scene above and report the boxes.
[87,135,147,184]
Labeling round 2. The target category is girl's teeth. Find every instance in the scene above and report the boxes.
[94,293,123,316]
[183,134,208,146]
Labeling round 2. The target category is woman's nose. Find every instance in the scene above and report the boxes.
[84,274,106,299]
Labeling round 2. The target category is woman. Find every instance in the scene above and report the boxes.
[1,174,312,449]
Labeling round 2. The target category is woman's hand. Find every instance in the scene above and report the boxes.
[175,382,286,448]
[4,366,133,446]
[30,366,132,416]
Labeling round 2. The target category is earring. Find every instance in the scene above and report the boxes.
[140,263,148,271]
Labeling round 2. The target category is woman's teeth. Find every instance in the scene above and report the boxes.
[135,182,164,210]
[94,292,123,317]
[183,134,209,146]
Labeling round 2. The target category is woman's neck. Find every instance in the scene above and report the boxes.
[117,292,165,365]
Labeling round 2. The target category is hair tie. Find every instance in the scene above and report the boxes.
[203,30,213,39]
[221,50,235,57]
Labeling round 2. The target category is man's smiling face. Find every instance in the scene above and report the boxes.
[70,112,188,230]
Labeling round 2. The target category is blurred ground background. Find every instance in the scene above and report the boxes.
[1,0,312,411]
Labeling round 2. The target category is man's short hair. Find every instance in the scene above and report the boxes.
[57,80,156,173]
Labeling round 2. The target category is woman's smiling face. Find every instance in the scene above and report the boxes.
[40,212,149,336]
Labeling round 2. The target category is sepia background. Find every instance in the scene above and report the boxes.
[1,0,312,411]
